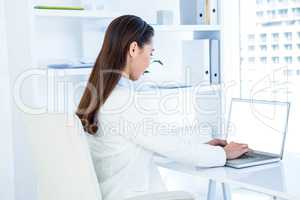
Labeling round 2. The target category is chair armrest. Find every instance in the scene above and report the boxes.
[124,191,194,200]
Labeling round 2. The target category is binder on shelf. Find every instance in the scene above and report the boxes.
[180,0,218,25]
[180,0,206,25]
[196,0,206,25]
[182,40,210,86]
[205,0,210,24]
[210,39,220,84]
[180,0,196,24]
[209,0,218,25]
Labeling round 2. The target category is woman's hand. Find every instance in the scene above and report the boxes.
[223,142,250,160]
[207,138,228,147]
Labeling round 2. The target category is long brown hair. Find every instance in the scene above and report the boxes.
[76,15,154,135]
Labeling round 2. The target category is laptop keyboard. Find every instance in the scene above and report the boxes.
[227,152,277,165]
[240,153,266,159]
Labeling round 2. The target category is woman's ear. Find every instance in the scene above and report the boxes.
[129,41,139,58]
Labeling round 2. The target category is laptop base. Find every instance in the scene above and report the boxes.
[226,157,280,169]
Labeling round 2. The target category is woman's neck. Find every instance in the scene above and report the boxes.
[121,69,131,80]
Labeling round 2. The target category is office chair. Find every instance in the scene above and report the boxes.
[23,113,194,200]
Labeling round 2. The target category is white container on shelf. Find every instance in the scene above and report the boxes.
[81,0,104,10]
[157,10,174,25]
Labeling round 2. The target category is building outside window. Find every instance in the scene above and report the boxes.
[260,45,268,51]
[256,11,264,18]
[284,56,293,64]
[260,33,267,42]
[272,44,279,50]
[278,9,288,17]
[272,56,280,63]
[248,57,256,64]
[267,10,276,19]
[260,57,267,63]
[284,32,292,41]
[284,44,292,50]
[292,8,300,16]
[248,45,256,51]
[239,0,300,153]
[272,33,279,42]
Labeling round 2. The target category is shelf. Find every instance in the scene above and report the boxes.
[47,67,92,76]
[33,9,122,19]
[152,25,221,32]
[33,10,221,32]
[33,10,220,31]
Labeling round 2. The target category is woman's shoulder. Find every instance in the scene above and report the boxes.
[100,86,135,115]
[103,86,133,105]
[100,86,159,119]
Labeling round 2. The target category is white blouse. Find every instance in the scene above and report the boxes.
[86,76,226,200]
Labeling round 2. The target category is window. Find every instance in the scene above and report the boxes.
[278,0,288,3]
[292,8,300,16]
[248,34,255,41]
[239,0,300,153]
[260,33,267,42]
[256,11,264,18]
[260,45,267,51]
[256,0,264,4]
[267,10,276,18]
[272,33,279,39]
[248,45,255,51]
[278,9,288,16]
[284,56,293,64]
[272,56,280,63]
[284,44,293,50]
[248,57,255,63]
[284,32,292,41]
[260,57,267,64]
[272,33,279,42]
[272,44,279,50]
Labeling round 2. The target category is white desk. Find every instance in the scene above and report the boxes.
[157,153,300,200]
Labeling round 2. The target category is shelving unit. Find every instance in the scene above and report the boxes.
[33,9,221,32]
[28,0,223,136]
[33,9,123,19]
[152,24,221,32]
[46,67,92,76]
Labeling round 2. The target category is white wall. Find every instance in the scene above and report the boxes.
[4,0,38,199]
[221,0,241,133]
[0,0,15,199]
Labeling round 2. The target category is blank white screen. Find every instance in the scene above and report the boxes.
[227,100,288,155]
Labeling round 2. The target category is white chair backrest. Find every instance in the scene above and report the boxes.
[23,113,101,200]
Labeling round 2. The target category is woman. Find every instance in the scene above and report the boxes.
[76,15,249,200]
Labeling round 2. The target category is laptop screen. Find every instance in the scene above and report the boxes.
[227,99,289,156]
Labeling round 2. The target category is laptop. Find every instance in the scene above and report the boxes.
[225,98,290,169]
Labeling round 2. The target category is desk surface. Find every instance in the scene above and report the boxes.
[157,153,300,199]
